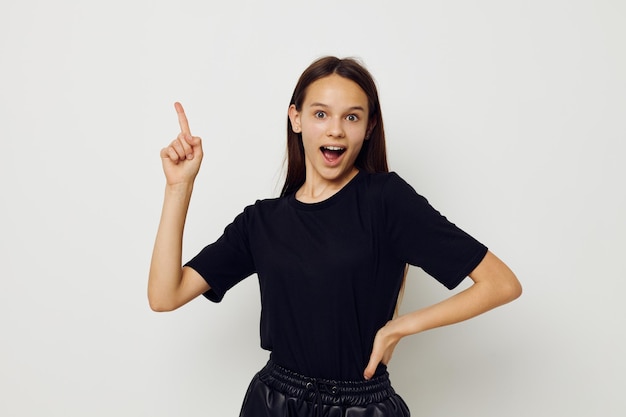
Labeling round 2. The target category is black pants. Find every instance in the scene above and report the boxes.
[239,360,410,417]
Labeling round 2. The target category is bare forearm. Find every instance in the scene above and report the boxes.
[392,279,518,338]
[148,183,194,309]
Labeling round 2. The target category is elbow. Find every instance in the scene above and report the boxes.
[501,274,523,304]
[147,293,178,313]
[513,278,523,300]
[149,301,173,313]
[484,251,522,305]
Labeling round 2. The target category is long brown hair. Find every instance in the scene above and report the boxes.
[281,56,389,197]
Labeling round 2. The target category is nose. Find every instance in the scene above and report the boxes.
[326,117,345,138]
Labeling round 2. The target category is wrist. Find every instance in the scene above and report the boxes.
[165,181,194,195]
[162,182,195,209]
[388,313,422,339]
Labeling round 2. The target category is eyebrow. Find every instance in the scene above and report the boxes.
[308,102,366,112]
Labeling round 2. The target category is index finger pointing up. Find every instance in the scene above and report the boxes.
[174,102,191,135]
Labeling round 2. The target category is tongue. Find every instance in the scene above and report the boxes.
[322,149,342,162]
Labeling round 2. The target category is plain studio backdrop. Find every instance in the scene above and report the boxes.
[1,1,624,416]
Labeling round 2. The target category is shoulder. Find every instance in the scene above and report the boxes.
[223,196,287,236]
[359,171,419,198]
[359,172,437,221]
[238,195,289,219]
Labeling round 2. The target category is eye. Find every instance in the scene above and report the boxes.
[315,111,327,119]
[346,114,359,122]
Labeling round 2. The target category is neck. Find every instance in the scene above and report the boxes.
[296,168,359,203]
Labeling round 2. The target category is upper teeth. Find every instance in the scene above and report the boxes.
[324,146,344,151]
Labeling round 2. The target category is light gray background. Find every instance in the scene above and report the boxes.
[1,0,624,416]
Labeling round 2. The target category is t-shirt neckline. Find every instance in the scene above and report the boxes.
[288,171,364,211]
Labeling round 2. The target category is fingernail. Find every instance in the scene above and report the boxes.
[187,154,193,160]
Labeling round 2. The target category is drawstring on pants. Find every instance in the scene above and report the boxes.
[240,359,411,417]
[256,359,398,405]
[303,378,339,417]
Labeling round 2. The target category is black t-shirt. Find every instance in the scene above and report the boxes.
[185,171,487,380]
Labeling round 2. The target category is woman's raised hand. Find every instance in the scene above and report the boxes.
[160,102,204,186]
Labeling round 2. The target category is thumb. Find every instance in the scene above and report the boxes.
[363,350,382,380]
[185,135,204,158]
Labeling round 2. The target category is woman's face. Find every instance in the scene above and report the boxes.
[289,74,370,188]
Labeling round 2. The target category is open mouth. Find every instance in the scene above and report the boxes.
[320,146,346,162]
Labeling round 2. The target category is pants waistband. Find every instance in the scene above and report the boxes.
[258,360,397,407]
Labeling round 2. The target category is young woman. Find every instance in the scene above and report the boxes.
[149,56,522,416]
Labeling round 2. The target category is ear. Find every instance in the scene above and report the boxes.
[288,105,302,133]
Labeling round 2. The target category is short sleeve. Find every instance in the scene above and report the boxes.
[382,173,488,289]
[184,206,256,302]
